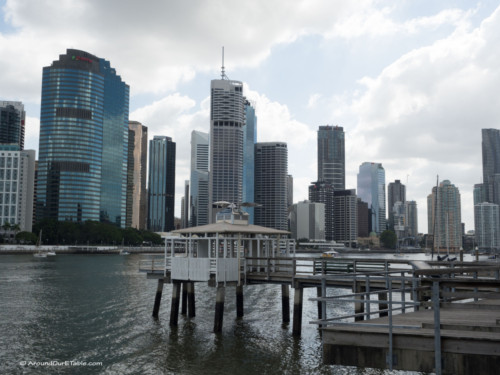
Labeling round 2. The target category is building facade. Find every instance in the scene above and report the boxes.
[482,129,500,205]
[254,142,288,230]
[309,180,335,241]
[190,130,209,227]
[0,148,35,233]
[148,136,176,232]
[242,100,257,223]
[357,162,386,234]
[37,49,129,226]
[317,125,345,190]
[127,121,148,229]
[333,189,358,246]
[290,201,325,240]
[387,179,406,231]
[405,200,418,238]
[0,101,25,150]
[209,78,245,222]
[474,202,500,251]
[427,180,462,252]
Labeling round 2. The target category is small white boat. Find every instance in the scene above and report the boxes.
[119,249,130,255]
[46,250,56,256]
[33,251,47,258]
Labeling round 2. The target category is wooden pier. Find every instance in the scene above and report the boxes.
[139,209,500,374]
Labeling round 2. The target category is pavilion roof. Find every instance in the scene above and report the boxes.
[173,222,290,236]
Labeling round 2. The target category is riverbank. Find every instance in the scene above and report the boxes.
[0,245,164,254]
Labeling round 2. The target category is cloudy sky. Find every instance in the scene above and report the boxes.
[2,0,500,233]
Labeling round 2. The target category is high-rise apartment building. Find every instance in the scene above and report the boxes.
[254,142,288,230]
[482,129,500,204]
[333,189,358,246]
[387,179,406,230]
[37,49,129,226]
[405,200,418,238]
[357,162,386,234]
[242,100,257,223]
[309,180,335,241]
[317,125,345,190]
[0,148,35,233]
[148,136,176,232]
[427,180,462,252]
[475,202,500,251]
[209,77,245,222]
[190,130,209,227]
[0,101,25,149]
[127,121,148,229]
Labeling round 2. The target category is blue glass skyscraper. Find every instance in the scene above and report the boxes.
[357,162,386,234]
[37,49,129,226]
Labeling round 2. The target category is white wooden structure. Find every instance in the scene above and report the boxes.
[164,210,294,285]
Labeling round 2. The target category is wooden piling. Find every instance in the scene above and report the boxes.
[236,284,244,318]
[316,287,322,319]
[181,282,187,315]
[214,286,225,333]
[292,287,303,336]
[152,278,164,318]
[378,291,388,317]
[187,281,196,318]
[282,284,290,323]
[169,281,181,327]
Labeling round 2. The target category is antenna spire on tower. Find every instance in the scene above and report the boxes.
[221,46,228,79]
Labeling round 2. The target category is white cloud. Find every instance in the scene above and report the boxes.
[334,5,500,232]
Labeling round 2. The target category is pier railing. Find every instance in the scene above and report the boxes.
[310,263,500,374]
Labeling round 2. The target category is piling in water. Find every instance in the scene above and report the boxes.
[152,278,164,318]
[214,286,225,333]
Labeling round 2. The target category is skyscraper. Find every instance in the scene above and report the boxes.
[242,100,257,223]
[475,202,500,251]
[37,49,129,226]
[317,125,345,190]
[127,121,148,229]
[190,130,209,227]
[148,136,176,232]
[357,162,386,234]
[209,75,245,222]
[482,128,500,204]
[427,180,462,252]
[254,142,288,230]
[333,189,358,246]
[0,101,25,149]
[387,179,406,230]
[405,200,418,238]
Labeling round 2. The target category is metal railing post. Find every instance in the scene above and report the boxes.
[365,274,371,320]
[387,277,393,370]
[401,271,406,314]
[433,281,442,375]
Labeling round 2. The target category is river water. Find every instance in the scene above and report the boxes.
[0,252,464,374]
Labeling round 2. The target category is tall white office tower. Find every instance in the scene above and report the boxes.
[190,130,209,227]
[208,65,245,222]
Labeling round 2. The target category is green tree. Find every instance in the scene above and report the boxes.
[16,231,37,244]
[380,230,397,249]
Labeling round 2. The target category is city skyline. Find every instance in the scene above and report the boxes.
[2,1,500,232]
